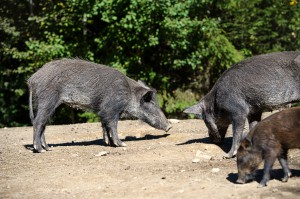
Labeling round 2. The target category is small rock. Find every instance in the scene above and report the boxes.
[169,119,180,124]
[211,168,220,173]
[272,188,278,193]
[192,158,200,163]
[177,189,184,193]
[199,154,212,160]
[194,150,212,161]
[95,151,109,157]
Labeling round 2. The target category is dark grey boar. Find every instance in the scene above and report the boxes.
[28,58,171,153]
[184,51,300,158]
[236,107,300,187]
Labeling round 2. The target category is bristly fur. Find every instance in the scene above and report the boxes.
[28,58,171,152]
[237,107,300,186]
[184,51,300,158]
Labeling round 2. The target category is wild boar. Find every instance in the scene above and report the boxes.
[184,51,300,158]
[236,107,300,187]
[28,58,171,153]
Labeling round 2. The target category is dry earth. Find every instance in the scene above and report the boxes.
[1,113,300,199]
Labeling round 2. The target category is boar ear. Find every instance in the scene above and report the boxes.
[138,80,150,89]
[135,87,154,103]
[138,80,157,93]
[240,138,252,151]
[293,55,300,65]
[142,90,154,103]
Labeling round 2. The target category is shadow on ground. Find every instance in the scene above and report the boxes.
[24,134,170,151]
[227,169,300,185]
[176,136,233,154]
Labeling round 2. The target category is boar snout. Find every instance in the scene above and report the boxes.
[165,123,172,132]
[236,177,246,184]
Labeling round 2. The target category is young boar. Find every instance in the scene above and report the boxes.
[28,58,171,153]
[184,51,300,158]
[236,107,300,187]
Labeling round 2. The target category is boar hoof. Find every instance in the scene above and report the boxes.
[223,153,235,159]
[282,176,289,182]
[104,139,110,146]
[236,179,245,184]
[34,148,46,153]
[282,178,288,182]
[43,145,51,151]
[258,182,267,188]
[116,141,127,147]
[111,139,127,147]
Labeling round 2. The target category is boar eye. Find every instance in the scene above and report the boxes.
[142,91,153,103]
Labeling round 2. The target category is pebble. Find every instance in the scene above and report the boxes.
[169,119,180,124]
[272,188,278,193]
[192,150,212,163]
[192,158,200,163]
[95,151,109,157]
[211,168,220,173]
[177,189,184,193]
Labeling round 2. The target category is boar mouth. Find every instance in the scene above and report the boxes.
[165,124,172,132]
[236,174,255,184]
[236,178,246,184]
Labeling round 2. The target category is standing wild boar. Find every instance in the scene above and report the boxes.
[236,107,300,187]
[28,58,171,153]
[184,51,300,158]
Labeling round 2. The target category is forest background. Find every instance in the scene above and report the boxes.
[1,0,299,127]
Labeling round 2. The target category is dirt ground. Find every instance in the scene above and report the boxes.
[1,113,300,199]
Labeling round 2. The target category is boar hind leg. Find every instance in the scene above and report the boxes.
[225,113,247,158]
[41,132,51,151]
[33,117,49,153]
[33,96,60,153]
[278,150,291,182]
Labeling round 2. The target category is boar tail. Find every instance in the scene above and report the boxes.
[29,89,35,123]
[183,101,204,119]
[183,102,202,114]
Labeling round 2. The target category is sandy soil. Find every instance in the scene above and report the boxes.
[1,113,300,199]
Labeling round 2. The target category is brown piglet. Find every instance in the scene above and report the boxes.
[236,107,300,187]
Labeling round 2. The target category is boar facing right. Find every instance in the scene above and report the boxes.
[236,107,300,187]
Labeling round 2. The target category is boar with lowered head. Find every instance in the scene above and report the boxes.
[236,107,300,187]
[28,58,171,153]
[184,51,300,158]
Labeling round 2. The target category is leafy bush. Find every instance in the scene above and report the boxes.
[1,0,299,127]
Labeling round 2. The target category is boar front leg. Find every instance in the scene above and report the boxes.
[103,115,126,147]
[101,122,111,146]
[259,151,277,187]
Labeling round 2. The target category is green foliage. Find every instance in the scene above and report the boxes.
[78,112,99,123]
[158,89,198,118]
[1,0,299,127]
